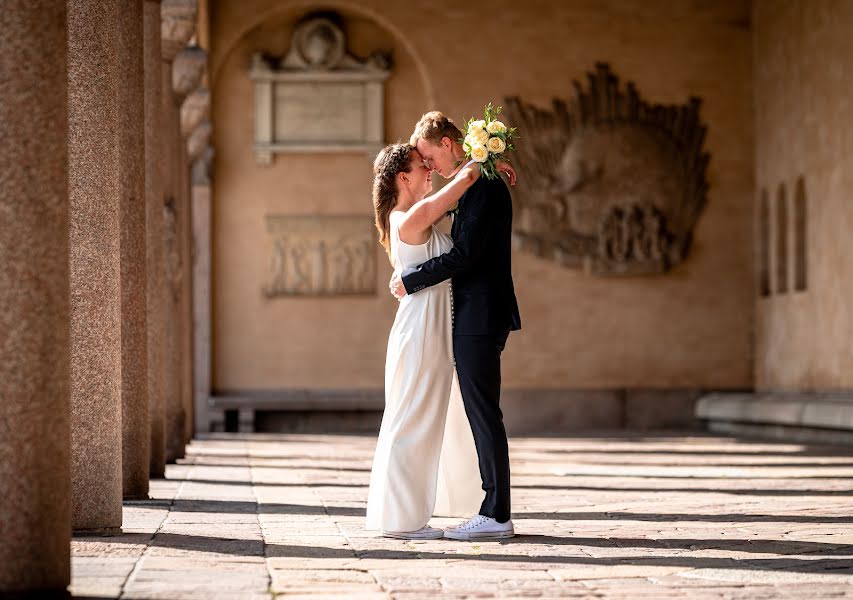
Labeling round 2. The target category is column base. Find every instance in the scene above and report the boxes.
[72,526,122,537]
[0,590,71,600]
[123,492,150,501]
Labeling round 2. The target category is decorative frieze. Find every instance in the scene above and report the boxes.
[264,215,376,296]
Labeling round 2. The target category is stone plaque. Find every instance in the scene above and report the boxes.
[249,13,391,164]
[273,82,365,142]
[504,63,710,276]
[264,215,376,297]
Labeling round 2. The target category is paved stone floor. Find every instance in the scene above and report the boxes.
[71,432,853,599]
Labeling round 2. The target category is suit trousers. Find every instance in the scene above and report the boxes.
[453,330,511,523]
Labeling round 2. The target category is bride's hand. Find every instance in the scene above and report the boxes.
[495,160,517,186]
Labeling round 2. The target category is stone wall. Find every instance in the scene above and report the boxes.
[208,0,755,423]
[753,0,853,390]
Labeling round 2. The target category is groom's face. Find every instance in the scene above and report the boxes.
[415,137,455,178]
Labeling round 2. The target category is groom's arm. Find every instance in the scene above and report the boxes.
[400,181,501,294]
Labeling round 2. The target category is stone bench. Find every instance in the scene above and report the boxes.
[696,392,853,445]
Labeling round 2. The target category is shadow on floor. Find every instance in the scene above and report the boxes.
[86,530,853,575]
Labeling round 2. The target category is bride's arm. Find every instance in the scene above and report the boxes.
[398,163,480,238]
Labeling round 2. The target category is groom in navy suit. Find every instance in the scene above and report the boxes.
[389,111,521,540]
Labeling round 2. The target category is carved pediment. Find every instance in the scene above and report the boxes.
[249,13,392,164]
[504,63,710,276]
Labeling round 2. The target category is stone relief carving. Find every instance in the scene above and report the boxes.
[187,119,212,164]
[192,145,214,186]
[163,197,182,302]
[173,45,207,104]
[264,215,375,297]
[180,87,209,138]
[249,12,391,164]
[161,0,198,62]
[504,63,710,275]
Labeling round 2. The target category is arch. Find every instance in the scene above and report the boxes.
[775,182,788,294]
[759,187,770,297]
[210,0,435,107]
[793,176,807,292]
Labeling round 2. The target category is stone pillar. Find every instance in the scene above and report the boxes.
[0,2,71,595]
[175,47,208,446]
[191,145,214,434]
[183,87,213,434]
[119,0,150,501]
[161,0,198,462]
[144,0,167,479]
[68,0,123,535]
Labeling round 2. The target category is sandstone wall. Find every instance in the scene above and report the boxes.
[209,0,755,413]
[753,0,853,390]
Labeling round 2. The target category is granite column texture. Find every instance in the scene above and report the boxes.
[145,0,168,479]
[192,176,213,434]
[68,0,124,534]
[180,116,196,446]
[160,0,197,462]
[162,64,187,463]
[174,45,207,444]
[0,1,72,595]
[119,0,151,500]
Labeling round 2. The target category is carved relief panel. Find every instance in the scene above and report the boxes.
[264,215,376,296]
[249,13,391,164]
[504,63,710,276]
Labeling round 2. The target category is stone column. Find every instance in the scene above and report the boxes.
[119,0,150,501]
[0,2,71,595]
[175,46,208,446]
[161,0,197,463]
[183,87,213,434]
[144,0,168,479]
[68,0,123,535]
[162,76,185,462]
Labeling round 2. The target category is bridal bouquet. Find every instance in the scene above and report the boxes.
[461,103,518,180]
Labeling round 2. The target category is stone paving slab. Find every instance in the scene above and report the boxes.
[71,432,853,599]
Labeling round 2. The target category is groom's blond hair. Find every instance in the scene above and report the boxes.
[410,111,462,147]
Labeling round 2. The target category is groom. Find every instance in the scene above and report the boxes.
[389,111,521,540]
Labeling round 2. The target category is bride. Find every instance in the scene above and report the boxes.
[365,142,512,539]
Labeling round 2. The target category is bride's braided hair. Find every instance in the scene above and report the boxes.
[372,142,414,257]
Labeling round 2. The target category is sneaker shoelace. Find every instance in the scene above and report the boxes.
[458,515,490,531]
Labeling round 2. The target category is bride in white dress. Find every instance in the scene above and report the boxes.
[365,143,492,539]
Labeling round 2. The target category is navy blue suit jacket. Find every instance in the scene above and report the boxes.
[402,176,521,336]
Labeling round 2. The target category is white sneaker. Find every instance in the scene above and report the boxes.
[443,514,514,540]
[381,525,444,540]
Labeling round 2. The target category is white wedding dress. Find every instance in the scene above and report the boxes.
[365,212,484,533]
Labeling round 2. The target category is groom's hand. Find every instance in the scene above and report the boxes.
[389,271,407,299]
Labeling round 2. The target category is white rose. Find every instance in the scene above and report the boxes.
[469,144,489,163]
[469,119,486,131]
[487,136,506,153]
[487,120,507,134]
[469,128,489,146]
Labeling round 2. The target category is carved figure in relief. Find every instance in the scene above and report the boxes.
[505,63,709,275]
[264,217,376,296]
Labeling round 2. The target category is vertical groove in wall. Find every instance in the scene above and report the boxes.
[775,183,789,294]
[793,176,807,292]
[759,188,770,297]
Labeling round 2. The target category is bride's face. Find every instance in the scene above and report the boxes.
[403,151,432,199]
